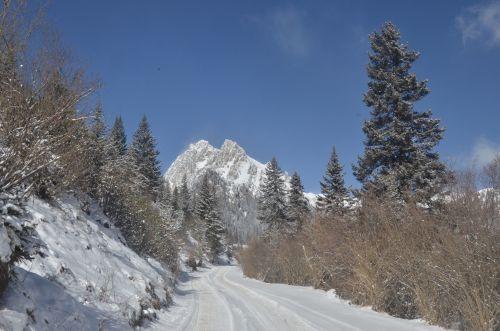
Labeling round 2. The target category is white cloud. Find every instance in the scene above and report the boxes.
[252,7,310,57]
[471,137,500,167]
[456,1,500,47]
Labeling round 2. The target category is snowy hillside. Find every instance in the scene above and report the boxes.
[0,195,174,330]
[165,139,316,241]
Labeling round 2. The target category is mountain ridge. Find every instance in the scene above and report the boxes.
[164,139,316,241]
[165,139,267,195]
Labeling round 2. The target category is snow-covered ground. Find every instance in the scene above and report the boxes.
[0,194,448,331]
[152,265,445,331]
[0,195,173,330]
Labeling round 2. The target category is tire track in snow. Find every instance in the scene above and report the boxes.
[218,267,360,331]
[180,275,199,331]
[210,267,314,330]
[189,267,235,331]
[157,265,444,331]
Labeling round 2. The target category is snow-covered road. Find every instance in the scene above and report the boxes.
[152,265,444,331]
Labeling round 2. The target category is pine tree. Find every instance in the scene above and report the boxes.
[171,186,180,211]
[91,104,106,143]
[179,174,191,215]
[88,104,107,198]
[160,180,172,205]
[99,117,149,222]
[100,115,131,211]
[353,22,447,203]
[287,172,309,232]
[195,173,226,261]
[316,146,348,215]
[129,115,162,198]
[109,116,127,157]
[257,157,290,239]
[205,207,225,262]
[195,175,212,221]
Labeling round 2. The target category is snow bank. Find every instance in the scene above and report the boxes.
[0,194,174,330]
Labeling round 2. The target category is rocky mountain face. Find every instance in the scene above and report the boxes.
[164,139,315,242]
[165,140,265,195]
[164,140,266,241]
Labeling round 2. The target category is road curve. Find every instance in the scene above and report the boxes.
[152,265,444,331]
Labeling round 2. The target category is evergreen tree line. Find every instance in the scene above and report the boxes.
[86,110,179,270]
[162,171,228,264]
[94,109,228,266]
[257,158,309,241]
[93,107,232,267]
[257,22,450,240]
[194,172,227,262]
[246,22,499,331]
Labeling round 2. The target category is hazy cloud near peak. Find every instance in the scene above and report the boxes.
[251,7,310,57]
[456,1,500,47]
[471,137,500,167]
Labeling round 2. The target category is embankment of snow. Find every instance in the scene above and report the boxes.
[0,194,174,330]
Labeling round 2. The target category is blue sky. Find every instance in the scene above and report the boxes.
[47,0,500,192]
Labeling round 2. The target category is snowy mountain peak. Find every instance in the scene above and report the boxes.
[186,140,216,156]
[220,140,248,164]
[189,139,212,150]
[221,139,244,153]
[165,139,268,240]
[164,139,316,241]
[165,139,265,194]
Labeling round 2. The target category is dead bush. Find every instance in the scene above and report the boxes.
[240,176,500,330]
[239,238,273,280]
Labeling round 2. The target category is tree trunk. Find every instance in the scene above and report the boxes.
[0,261,9,296]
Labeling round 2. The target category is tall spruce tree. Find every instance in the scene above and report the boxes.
[353,22,447,203]
[109,116,127,157]
[88,104,107,198]
[257,157,290,239]
[160,180,172,205]
[317,146,348,215]
[129,115,162,197]
[195,173,226,261]
[172,186,180,211]
[169,184,188,233]
[287,172,309,232]
[99,118,148,220]
[179,174,191,215]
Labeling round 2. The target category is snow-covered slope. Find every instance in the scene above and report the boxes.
[165,140,315,241]
[0,194,173,330]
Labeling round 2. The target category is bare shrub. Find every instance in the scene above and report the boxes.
[483,154,500,189]
[240,170,500,330]
[239,238,272,280]
[0,1,98,200]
